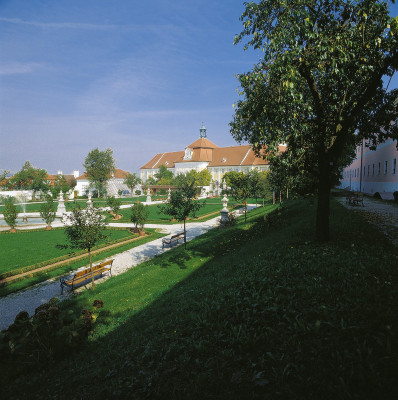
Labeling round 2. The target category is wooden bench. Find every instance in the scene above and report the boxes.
[162,232,185,248]
[345,192,364,207]
[60,259,113,294]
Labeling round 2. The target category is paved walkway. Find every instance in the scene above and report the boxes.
[0,205,255,331]
[337,196,398,246]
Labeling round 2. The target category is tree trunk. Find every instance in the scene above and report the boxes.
[316,159,331,242]
[89,250,95,289]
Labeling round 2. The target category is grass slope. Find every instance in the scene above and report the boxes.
[1,199,397,399]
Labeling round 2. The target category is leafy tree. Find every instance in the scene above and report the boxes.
[3,197,18,231]
[155,165,174,185]
[130,202,149,231]
[51,174,76,198]
[106,196,122,219]
[40,195,56,228]
[124,172,142,196]
[0,170,10,189]
[64,206,107,289]
[10,161,49,200]
[159,181,205,248]
[223,171,252,222]
[231,0,398,241]
[248,169,261,206]
[257,171,272,206]
[182,169,212,187]
[83,148,115,198]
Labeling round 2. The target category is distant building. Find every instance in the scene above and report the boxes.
[339,138,398,197]
[75,168,134,197]
[140,124,285,183]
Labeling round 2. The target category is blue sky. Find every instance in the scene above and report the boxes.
[1,0,398,175]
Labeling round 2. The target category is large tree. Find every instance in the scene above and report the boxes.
[9,161,49,200]
[83,148,115,198]
[231,0,398,241]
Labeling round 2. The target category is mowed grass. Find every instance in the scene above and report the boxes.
[106,201,232,223]
[0,228,133,275]
[2,199,397,399]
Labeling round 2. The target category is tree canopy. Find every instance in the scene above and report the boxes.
[9,161,49,199]
[124,172,141,196]
[64,206,107,288]
[83,148,115,198]
[231,0,398,241]
[158,180,205,248]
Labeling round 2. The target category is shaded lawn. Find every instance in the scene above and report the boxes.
[2,199,397,399]
[0,228,133,275]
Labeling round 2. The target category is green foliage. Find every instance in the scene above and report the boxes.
[39,196,56,227]
[124,172,141,196]
[130,202,149,230]
[83,148,115,198]
[0,298,104,364]
[106,196,122,217]
[2,200,397,398]
[231,0,398,241]
[159,181,205,247]
[50,174,76,198]
[154,165,174,185]
[223,171,252,221]
[64,205,107,288]
[135,190,142,195]
[64,206,107,253]
[3,197,18,229]
[9,161,49,199]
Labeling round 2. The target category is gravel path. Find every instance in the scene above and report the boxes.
[0,206,254,331]
[337,196,398,246]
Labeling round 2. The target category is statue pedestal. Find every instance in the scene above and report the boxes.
[56,200,66,218]
[220,209,229,224]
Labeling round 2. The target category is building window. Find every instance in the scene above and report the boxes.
[221,169,225,174]
[367,165,370,176]
[384,160,388,175]
[393,158,397,175]
[378,162,381,175]
[372,164,375,176]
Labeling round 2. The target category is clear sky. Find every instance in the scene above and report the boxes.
[1,0,398,176]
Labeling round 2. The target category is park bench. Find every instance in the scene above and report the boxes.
[345,192,364,207]
[162,232,185,248]
[60,259,114,294]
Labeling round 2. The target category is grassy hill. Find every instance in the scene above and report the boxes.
[1,199,397,399]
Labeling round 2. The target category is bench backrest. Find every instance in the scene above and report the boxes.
[75,268,91,278]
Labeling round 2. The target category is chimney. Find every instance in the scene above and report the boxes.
[57,170,63,176]
[73,170,80,178]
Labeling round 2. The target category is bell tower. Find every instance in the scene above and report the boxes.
[199,122,207,138]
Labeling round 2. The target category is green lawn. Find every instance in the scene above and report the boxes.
[1,199,397,399]
[105,201,233,223]
[0,228,133,276]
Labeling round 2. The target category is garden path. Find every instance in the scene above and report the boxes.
[336,196,398,247]
[0,205,256,331]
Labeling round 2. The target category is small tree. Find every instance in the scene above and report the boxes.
[124,172,142,197]
[257,171,272,207]
[130,202,149,232]
[3,197,18,231]
[64,206,107,289]
[223,171,252,222]
[106,196,121,219]
[40,195,56,229]
[159,180,205,249]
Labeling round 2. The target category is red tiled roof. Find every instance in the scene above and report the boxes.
[187,138,218,149]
